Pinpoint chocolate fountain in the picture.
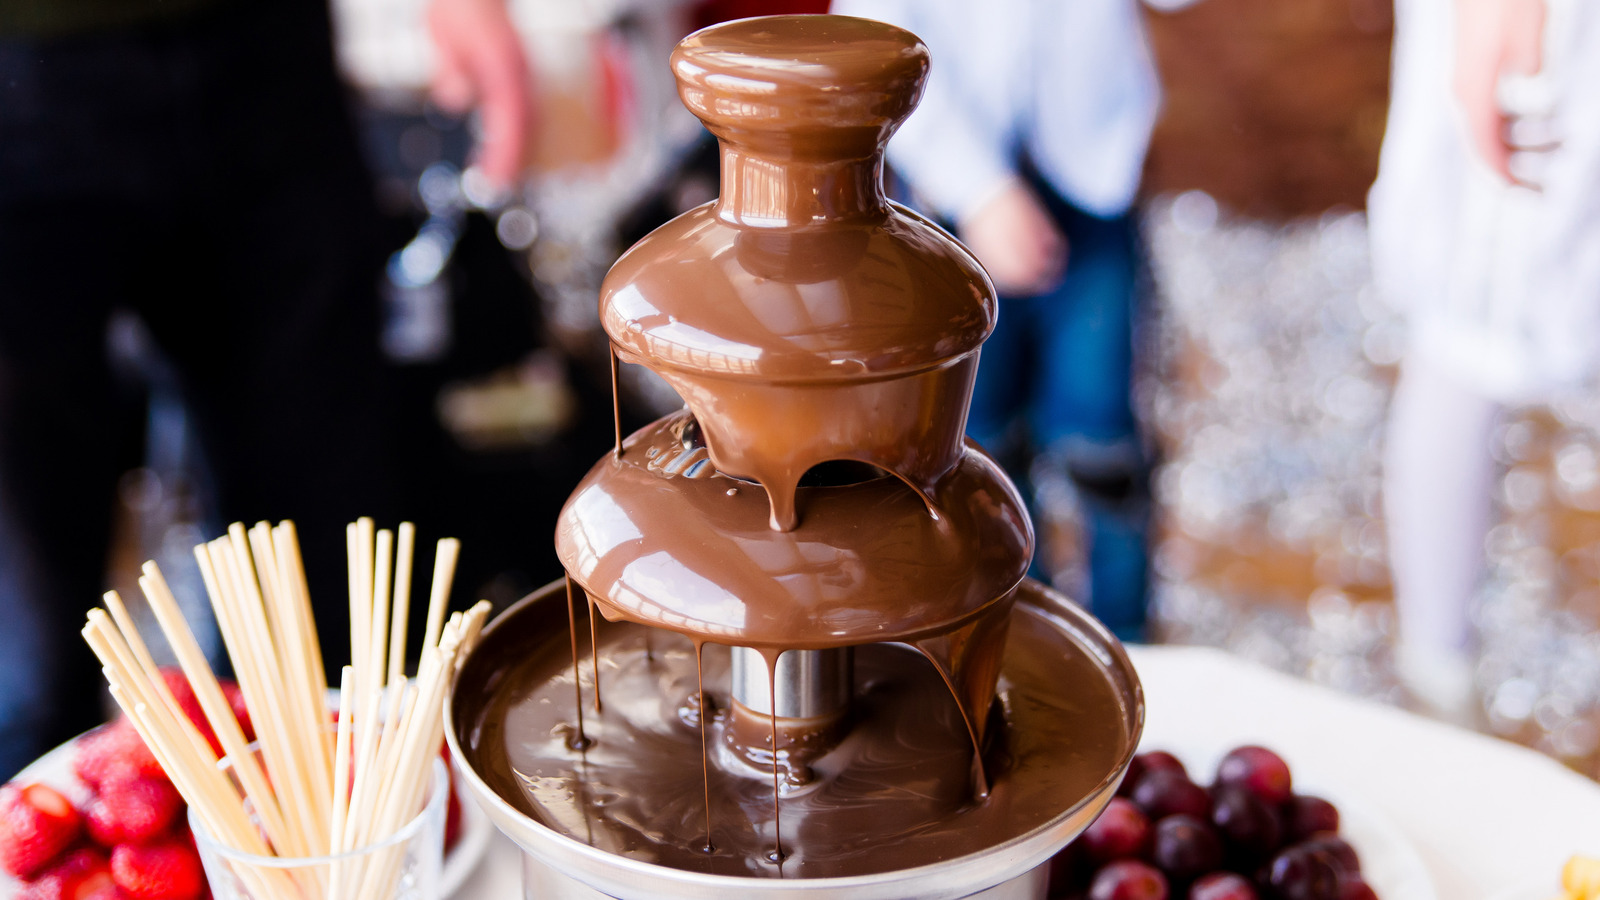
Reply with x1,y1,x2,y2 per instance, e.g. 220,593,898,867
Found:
447,15,1143,900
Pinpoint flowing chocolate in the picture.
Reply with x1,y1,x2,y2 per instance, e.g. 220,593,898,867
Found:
453,582,1134,879
452,15,1139,889
598,15,994,533
556,410,1031,651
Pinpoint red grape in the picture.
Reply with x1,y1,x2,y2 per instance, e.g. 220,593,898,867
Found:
1298,834,1359,876
1087,749,1367,900
1131,770,1211,821
1139,751,1189,779
1120,759,1147,798
1209,784,1283,863
1191,872,1259,900
1120,752,1187,798
1262,847,1341,900
1083,798,1152,862
1090,860,1170,900
1215,746,1293,807
1282,796,1339,843
1150,814,1224,882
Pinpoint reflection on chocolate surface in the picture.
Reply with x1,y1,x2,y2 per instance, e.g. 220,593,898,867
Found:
556,410,1031,650
453,582,1135,879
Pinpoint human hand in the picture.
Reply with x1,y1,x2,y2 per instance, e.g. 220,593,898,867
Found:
427,0,534,188
1453,0,1546,182
958,181,1069,296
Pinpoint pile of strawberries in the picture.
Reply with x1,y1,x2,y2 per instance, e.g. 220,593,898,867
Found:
2,669,468,900
0,671,250,900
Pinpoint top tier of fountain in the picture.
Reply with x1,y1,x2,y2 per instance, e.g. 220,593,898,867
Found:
557,16,1032,650
601,15,997,531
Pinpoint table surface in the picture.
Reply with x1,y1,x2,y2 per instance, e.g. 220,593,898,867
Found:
454,644,1600,899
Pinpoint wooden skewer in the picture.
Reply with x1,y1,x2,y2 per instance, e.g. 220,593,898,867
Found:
84,611,224,799
329,667,356,900
347,521,372,714
134,569,295,857
86,517,468,900
98,592,161,685
278,524,337,857
91,603,216,771
371,529,393,686
205,538,314,860
83,622,264,855
110,684,295,900
422,538,460,657
225,527,324,858
116,693,256,851
357,611,478,900
272,523,327,717
388,523,415,688
250,524,332,847
342,527,389,858
372,608,480,835
456,600,493,673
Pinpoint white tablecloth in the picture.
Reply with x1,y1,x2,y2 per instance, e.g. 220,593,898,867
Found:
456,644,1600,897
1130,646,1600,897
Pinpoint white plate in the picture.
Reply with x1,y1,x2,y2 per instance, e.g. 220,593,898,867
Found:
0,728,493,899
1324,786,1439,900
1135,742,1438,900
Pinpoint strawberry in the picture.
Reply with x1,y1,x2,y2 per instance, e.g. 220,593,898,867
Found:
157,670,256,752
444,784,462,852
111,839,203,900
159,670,218,757
0,783,84,878
219,680,252,744
85,778,183,847
17,847,119,900
73,723,166,791
440,743,461,852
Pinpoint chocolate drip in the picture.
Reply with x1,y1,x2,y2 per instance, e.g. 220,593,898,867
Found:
588,593,603,713
609,346,623,461
765,648,784,869
563,573,591,751
695,641,714,854
911,598,1015,800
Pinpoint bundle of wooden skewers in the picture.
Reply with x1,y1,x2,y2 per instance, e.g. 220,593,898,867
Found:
80,518,491,900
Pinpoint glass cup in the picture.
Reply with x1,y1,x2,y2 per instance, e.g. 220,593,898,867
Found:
190,745,447,900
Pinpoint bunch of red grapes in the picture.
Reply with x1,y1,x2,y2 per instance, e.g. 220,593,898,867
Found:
1050,746,1379,900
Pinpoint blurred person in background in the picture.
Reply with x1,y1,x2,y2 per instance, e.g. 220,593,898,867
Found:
1371,0,1600,718
833,0,1160,640
0,0,529,777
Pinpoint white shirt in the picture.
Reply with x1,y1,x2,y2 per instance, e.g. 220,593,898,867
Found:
1368,0,1600,400
834,0,1161,221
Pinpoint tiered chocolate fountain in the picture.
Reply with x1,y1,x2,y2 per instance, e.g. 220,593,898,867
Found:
447,15,1143,900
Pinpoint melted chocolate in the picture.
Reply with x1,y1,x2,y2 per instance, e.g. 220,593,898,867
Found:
451,15,1139,885
454,583,1133,879
556,410,1032,651
599,16,995,532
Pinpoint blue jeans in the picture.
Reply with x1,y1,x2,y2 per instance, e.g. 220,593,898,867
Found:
963,182,1149,641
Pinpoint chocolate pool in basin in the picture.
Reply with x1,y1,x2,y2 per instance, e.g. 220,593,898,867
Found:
446,15,1143,900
